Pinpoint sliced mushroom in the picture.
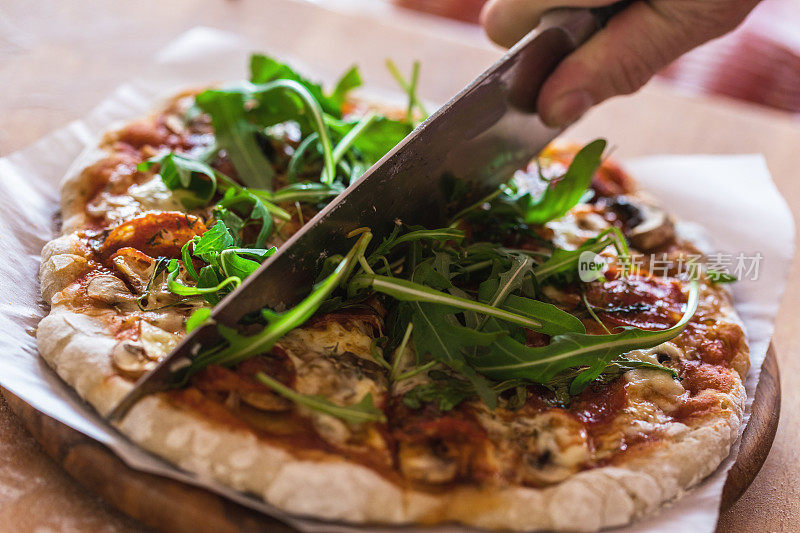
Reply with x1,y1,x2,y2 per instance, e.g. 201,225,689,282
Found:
311,414,353,447
240,390,292,412
627,206,674,251
398,442,458,484
609,196,675,251
142,310,192,333
574,210,610,232
112,340,156,379
85,275,135,305
110,247,156,293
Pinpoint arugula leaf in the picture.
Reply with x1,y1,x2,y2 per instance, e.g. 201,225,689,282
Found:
219,248,271,279
212,206,245,245
327,115,412,167
195,89,276,190
410,302,501,409
500,295,585,336
250,53,342,117
476,254,533,325
402,377,473,411
195,79,339,188
369,227,464,262
390,322,416,379
197,266,222,305
255,372,385,425
187,231,372,371
470,281,699,393
216,188,274,248
262,182,343,204
332,112,379,168
193,221,236,257
329,65,362,109
186,308,212,333
533,235,613,283
165,259,241,296
385,59,427,124
200,54,414,192
351,274,546,331
138,152,214,188
172,218,275,303
138,153,217,208
519,139,606,224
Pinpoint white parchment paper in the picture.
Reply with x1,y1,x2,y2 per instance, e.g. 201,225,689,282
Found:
0,26,794,533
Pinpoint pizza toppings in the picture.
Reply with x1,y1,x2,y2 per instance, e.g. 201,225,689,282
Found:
112,339,157,378
109,247,158,293
132,122,714,488
584,274,687,330
85,274,135,306
510,410,591,484
40,52,748,501
606,195,676,251
99,211,207,261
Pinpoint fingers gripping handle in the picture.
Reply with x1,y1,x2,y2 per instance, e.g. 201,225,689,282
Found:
506,0,634,113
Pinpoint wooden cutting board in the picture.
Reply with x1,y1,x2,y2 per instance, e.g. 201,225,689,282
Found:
2,345,780,533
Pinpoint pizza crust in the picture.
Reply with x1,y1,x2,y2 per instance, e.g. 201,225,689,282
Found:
37,308,133,417
107,383,742,531
59,147,108,234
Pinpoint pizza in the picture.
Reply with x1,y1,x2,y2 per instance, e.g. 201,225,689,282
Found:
36,55,748,531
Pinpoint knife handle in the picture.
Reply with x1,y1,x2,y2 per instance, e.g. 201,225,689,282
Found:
505,1,635,114
590,0,635,27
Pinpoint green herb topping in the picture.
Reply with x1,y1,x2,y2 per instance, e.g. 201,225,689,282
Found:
135,54,705,425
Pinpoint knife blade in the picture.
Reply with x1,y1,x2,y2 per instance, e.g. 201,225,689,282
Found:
108,6,616,422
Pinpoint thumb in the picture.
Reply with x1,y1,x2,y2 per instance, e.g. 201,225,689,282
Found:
536,1,755,127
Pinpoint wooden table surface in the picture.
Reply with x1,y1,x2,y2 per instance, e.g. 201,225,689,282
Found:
1,1,798,531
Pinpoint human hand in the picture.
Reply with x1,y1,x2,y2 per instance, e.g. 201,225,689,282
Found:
481,0,761,127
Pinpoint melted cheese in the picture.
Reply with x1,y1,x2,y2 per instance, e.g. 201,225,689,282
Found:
623,343,686,416
625,368,686,416
85,175,183,225
140,320,180,360
546,205,611,250
129,175,183,211
476,407,590,484
625,342,683,365
275,321,392,458
277,322,386,414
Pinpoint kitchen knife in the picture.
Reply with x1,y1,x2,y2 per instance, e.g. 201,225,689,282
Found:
109,4,629,422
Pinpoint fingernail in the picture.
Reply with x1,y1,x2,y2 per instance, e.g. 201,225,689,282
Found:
544,90,594,128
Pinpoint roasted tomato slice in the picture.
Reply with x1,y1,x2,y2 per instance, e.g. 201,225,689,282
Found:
584,274,687,330
99,211,206,261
